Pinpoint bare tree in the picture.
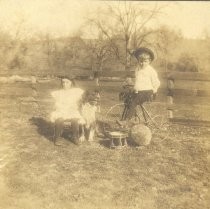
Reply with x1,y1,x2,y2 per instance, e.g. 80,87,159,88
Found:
5,15,30,71
87,1,166,70
155,26,183,71
86,36,115,71
85,36,116,85
42,34,57,69
66,36,86,65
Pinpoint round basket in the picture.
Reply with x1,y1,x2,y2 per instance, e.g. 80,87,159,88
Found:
130,124,152,146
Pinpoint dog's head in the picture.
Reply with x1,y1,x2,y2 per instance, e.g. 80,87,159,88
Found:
83,89,100,106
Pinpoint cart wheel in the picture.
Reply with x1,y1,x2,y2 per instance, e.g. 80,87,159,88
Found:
103,103,125,133
105,103,125,122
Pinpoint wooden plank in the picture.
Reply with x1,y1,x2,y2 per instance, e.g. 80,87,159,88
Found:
197,90,210,97
170,108,210,119
168,88,210,97
154,93,167,103
100,70,132,78
0,100,17,108
0,72,34,76
168,72,210,81
70,69,92,77
172,95,210,106
174,80,210,91
0,82,36,98
101,86,167,95
36,79,60,87
77,80,105,89
167,103,210,111
6,71,209,82
169,117,210,127
0,82,34,88
35,80,167,105
0,87,34,97
79,79,168,88
0,93,35,98
167,104,210,122
100,70,167,79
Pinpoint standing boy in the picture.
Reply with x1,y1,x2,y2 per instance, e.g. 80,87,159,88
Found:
121,47,160,121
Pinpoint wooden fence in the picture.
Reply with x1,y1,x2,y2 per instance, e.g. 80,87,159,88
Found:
0,70,210,126
167,72,210,126
99,70,210,126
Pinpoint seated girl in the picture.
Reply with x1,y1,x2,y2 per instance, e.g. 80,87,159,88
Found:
50,77,85,145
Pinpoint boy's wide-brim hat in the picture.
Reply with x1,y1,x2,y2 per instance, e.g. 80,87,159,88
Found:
133,47,155,61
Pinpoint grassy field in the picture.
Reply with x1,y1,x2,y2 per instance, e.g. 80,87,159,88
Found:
0,80,210,209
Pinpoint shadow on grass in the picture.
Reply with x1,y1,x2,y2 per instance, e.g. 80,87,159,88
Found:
29,117,55,142
98,138,110,148
29,117,81,145
98,135,138,149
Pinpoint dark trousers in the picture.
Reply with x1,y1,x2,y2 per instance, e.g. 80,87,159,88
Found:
125,90,153,120
53,118,82,144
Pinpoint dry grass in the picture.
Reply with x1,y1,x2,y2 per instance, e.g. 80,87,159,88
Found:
0,86,210,209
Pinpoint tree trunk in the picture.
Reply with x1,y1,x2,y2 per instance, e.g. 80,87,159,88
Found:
125,35,131,71
125,39,129,71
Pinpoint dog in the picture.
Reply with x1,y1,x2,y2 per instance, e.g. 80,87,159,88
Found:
81,90,100,141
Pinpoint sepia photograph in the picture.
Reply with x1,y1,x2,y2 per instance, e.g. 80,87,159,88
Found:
0,0,209,208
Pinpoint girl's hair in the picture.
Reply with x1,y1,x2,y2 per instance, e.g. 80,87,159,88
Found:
70,78,76,87
59,76,76,87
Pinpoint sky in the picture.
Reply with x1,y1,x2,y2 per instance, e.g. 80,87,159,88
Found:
0,0,210,39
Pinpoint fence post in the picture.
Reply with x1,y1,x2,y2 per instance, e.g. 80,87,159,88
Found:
167,78,174,119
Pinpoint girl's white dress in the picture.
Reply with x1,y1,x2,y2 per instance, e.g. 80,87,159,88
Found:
50,88,85,123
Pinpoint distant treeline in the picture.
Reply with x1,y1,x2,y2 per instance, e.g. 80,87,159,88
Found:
0,26,210,76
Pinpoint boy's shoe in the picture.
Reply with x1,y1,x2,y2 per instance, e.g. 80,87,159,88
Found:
54,141,63,146
116,120,127,127
53,137,64,146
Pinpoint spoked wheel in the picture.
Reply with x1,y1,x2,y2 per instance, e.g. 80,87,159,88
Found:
105,103,141,127
103,103,126,133
103,102,171,140
100,103,130,149
105,103,125,121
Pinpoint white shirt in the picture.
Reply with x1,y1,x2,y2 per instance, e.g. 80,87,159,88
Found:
50,88,84,122
134,65,160,93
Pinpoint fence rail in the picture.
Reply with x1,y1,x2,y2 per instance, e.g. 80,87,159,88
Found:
1,70,210,126
167,72,210,126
